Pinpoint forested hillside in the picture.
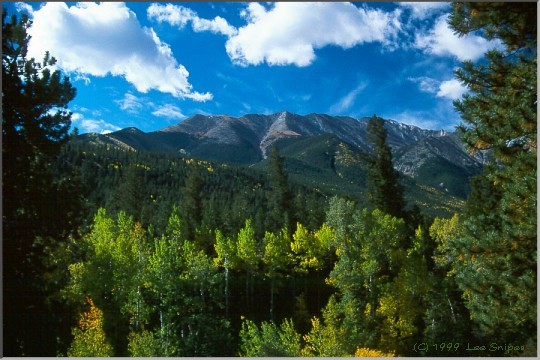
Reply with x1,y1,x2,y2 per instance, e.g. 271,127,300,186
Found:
3,3,536,357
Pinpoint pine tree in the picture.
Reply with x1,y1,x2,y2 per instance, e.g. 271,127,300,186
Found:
365,115,405,218
108,165,148,223
266,146,294,233
448,2,536,349
182,166,204,241
3,9,78,356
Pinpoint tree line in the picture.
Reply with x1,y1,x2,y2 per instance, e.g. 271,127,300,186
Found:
2,3,536,357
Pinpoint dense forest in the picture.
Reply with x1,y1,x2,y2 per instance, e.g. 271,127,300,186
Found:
2,3,537,357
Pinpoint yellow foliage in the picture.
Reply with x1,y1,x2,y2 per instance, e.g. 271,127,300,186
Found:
68,297,113,357
355,347,396,357
430,214,460,269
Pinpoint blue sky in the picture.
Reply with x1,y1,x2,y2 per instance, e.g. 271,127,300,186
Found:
8,2,502,133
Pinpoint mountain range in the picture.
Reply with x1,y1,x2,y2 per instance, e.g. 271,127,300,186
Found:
76,111,487,209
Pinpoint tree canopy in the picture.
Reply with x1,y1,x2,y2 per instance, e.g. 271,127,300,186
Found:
449,1,537,347
3,9,79,356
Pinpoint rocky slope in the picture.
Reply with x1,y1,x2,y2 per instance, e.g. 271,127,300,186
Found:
76,111,487,199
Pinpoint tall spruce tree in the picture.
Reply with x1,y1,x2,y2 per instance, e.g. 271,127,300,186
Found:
108,165,148,223
182,166,204,241
266,146,294,233
2,10,78,356
365,115,405,218
448,2,536,349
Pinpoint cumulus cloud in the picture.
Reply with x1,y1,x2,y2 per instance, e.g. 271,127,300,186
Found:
409,76,468,100
399,2,449,20
15,2,34,15
414,14,503,61
330,82,368,114
152,104,186,120
71,113,121,134
26,2,211,101
225,2,402,67
148,3,237,37
437,79,467,100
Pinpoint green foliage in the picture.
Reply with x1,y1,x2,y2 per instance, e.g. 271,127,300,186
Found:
236,219,260,273
16,5,536,354
146,214,186,356
377,228,431,354
266,146,295,233
108,165,148,222
182,167,204,240
366,115,406,218
263,228,291,278
127,331,160,357
214,230,238,269
423,215,472,356
3,9,80,356
448,2,537,348
263,228,291,319
64,208,150,355
238,318,302,357
302,296,352,356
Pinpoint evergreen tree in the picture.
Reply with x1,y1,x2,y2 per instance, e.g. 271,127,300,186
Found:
2,9,79,356
108,165,148,223
448,2,536,348
182,166,204,240
324,197,409,353
266,146,294,233
365,115,405,218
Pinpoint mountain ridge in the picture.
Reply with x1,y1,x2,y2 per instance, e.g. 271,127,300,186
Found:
75,111,487,200
156,111,451,157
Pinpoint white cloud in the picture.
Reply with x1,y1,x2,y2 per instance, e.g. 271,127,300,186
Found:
414,14,503,61
148,3,237,37
330,82,368,114
147,3,195,28
437,79,467,100
26,2,211,101
15,2,34,15
409,76,468,100
399,2,449,20
116,93,144,114
71,113,121,134
408,76,439,93
191,16,237,37
152,104,186,120
225,2,402,67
